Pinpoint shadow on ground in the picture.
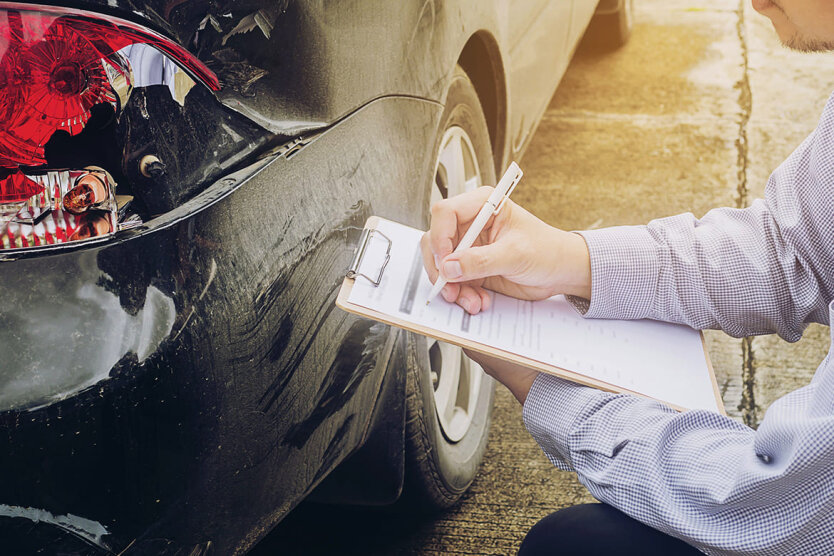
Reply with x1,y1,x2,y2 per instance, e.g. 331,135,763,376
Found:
250,502,438,556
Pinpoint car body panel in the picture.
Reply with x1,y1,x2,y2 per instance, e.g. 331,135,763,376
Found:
0,0,599,552
507,0,572,155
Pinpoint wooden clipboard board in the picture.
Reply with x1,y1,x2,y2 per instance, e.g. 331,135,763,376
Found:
336,216,726,415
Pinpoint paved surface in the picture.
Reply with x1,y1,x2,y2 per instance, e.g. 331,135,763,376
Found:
258,1,834,553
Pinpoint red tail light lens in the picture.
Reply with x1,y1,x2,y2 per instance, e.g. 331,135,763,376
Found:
0,15,121,166
0,3,219,168
0,169,43,202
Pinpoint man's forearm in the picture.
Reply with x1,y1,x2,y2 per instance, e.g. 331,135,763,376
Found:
522,372,834,555
572,198,831,339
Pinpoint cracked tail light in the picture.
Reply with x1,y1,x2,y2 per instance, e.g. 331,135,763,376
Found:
0,167,131,249
0,4,219,168
0,4,220,251
0,169,43,202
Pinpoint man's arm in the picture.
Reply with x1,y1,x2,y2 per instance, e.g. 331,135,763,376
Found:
522,371,834,554
570,98,834,339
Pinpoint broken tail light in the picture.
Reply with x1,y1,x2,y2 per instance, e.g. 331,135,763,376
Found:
0,3,219,168
0,3,220,250
0,167,139,249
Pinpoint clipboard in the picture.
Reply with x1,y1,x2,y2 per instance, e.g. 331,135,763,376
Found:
337,216,726,415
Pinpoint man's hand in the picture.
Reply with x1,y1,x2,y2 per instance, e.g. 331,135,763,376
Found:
420,187,592,315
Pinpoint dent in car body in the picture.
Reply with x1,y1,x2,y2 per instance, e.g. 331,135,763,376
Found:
60,0,501,136
117,84,274,215
38,0,578,175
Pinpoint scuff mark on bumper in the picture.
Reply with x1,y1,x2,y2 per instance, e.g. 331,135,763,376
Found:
0,504,109,548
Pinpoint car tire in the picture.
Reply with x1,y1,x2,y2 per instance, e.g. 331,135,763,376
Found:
587,0,634,50
400,65,496,511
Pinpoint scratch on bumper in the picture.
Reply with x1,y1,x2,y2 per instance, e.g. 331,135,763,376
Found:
0,504,109,547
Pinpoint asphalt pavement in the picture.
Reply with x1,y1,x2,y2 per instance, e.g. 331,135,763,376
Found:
258,1,834,553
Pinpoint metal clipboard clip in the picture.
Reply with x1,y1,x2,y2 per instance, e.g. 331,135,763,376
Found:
346,227,392,286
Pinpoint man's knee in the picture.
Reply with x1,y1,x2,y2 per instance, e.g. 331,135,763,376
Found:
518,504,606,555
518,504,703,556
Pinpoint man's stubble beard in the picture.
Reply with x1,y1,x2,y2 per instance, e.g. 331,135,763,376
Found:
783,33,834,53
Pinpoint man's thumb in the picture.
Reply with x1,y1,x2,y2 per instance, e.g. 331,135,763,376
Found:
441,243,510,282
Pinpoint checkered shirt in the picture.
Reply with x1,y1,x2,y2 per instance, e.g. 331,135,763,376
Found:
523,92,834,555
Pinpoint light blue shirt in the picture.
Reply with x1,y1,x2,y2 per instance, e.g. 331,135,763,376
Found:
523,92,834,555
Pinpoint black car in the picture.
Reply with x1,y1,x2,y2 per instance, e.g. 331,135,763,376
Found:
0,1,631,553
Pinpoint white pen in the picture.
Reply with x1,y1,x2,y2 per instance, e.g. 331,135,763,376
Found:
426,161,523,305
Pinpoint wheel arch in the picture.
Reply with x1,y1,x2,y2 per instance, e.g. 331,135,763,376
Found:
457,30,508,176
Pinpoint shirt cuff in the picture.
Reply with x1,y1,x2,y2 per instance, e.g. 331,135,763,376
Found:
522,373,608,471
570,226,661,320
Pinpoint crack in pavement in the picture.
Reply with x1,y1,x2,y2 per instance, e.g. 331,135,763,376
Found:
735,4,752,208
735,0,759,428
740,337,759,428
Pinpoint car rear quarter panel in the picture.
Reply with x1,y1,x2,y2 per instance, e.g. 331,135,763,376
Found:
0,95,441,553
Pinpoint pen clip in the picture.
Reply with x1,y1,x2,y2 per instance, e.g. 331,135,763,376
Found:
493,171,522,214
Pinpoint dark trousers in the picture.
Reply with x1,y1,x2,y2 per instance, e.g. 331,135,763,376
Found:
518,504,704,555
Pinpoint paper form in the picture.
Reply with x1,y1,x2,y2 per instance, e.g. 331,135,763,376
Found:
347,219,720,412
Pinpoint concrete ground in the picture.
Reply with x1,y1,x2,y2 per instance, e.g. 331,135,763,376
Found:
258,1,834,553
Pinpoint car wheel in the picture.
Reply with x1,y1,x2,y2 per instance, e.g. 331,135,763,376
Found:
588,0,634,50
401,65,496,511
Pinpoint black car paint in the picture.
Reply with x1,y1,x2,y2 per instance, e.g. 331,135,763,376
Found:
1,93,440,553
0,0,581,553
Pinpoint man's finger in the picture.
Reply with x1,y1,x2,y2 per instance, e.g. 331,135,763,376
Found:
441,282,460,303
420,232,440,284
457,284,484,315
429,187,493,259
477,286,492,312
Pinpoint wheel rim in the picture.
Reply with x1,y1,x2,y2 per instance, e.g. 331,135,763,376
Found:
429,126,485,443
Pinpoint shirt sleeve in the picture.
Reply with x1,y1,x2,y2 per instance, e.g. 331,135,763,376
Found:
523,372,834,555
567,96,834,340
